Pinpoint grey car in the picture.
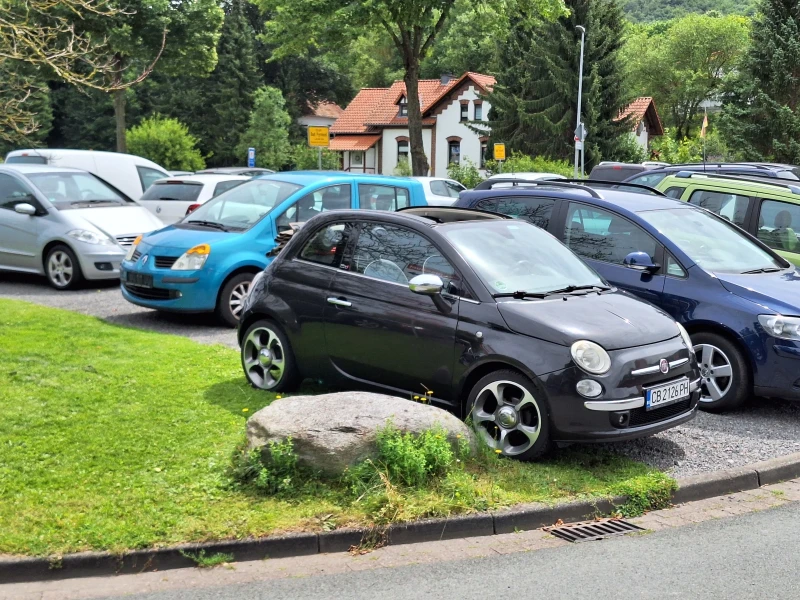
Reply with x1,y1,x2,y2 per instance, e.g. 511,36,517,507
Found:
0,165,164,289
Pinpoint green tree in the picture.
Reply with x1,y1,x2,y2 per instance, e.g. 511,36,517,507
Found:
77,0,224,152
623,14,749,139
256,0,565,176
126,116,205,170
237,86,292,170
719,0,800,162
490,0,631,169
623,0,754,23
289,144,341,170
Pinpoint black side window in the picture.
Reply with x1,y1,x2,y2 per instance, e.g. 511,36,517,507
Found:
564,203,658,265
0,174,36,211
688,189,751,227
298,222,352,267
351,223,459,291
358,184,410,211
495,197,556,229
475,198,497,212
277,185,351,231
664,186,685,199
429,180,449,197
137,166,168,191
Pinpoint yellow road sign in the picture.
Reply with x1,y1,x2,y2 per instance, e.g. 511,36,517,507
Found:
493,143,506,161
308,126,330,148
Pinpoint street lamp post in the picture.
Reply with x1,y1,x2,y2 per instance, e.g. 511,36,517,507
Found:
574,25,586,179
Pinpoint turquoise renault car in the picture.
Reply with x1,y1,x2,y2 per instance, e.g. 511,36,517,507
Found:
120,172,428,326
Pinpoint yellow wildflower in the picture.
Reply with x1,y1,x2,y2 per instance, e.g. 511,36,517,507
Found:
242,408,249,412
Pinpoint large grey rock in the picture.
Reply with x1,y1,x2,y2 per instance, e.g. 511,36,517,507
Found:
246,392,476,476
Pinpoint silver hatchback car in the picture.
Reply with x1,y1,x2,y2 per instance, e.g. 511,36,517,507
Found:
0,164,164,289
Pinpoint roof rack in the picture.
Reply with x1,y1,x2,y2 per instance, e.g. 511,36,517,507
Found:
396,206,511,223
471,178,602,199
669,162,775,171
673,171,800,194
558,179,667,196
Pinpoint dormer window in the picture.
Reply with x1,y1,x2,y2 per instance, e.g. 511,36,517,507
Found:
398,97,408,117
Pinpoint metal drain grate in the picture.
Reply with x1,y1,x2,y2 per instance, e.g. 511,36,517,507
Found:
544,519,644,543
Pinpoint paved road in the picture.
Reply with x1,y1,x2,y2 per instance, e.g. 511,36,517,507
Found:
104,501,798,600
0,272,236,348
3,271,800,476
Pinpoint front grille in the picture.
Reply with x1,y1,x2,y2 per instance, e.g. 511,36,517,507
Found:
154,256,178,269
123,284,179,301
131,249,142,261
116,235,139,248
629,398,692,427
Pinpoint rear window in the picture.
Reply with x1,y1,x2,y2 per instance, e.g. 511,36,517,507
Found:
140,182,203,202
6,155,47,165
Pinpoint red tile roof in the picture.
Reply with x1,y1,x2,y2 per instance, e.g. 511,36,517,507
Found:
617,96,664,136
331,72,496,134
329,134,381,151
310,101,344,119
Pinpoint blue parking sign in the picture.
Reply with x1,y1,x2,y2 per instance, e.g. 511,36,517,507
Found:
247,147,256,168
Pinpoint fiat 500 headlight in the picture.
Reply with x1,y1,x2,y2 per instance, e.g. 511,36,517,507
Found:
758,314,800,341
172,244,211,270
571,340,611,375
676,322,694,351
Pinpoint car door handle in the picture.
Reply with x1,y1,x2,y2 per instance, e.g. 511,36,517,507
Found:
327,297,352,307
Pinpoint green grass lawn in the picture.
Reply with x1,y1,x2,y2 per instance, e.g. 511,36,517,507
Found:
0,298,674,557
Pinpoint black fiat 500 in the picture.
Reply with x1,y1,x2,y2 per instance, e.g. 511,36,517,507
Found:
238,208,700,459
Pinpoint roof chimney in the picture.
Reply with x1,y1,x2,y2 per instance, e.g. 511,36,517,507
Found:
440,73,454,86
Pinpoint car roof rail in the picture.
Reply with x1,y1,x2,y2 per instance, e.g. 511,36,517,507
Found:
669,162,774,171
673,171,800,194
471,178,603,199
397,206,512,223
557,179,667,196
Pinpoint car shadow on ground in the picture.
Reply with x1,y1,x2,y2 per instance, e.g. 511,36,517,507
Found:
204,378,333,418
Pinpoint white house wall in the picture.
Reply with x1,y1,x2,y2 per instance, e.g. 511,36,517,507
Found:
434,86,491,178
381,129,432,175
342,148,378,173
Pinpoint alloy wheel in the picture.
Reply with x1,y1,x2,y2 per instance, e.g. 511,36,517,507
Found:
228,281,251,321
471,380,541,456
242,326,286,390
48,251,74,288
694,343,733,403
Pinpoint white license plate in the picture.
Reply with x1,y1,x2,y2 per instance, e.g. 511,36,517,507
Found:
645,378,690,410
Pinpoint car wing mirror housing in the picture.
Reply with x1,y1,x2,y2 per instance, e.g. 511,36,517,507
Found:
14,202,37,216
409,274,444,295
624,251,660,273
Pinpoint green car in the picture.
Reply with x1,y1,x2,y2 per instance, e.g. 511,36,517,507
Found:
656,172,800,266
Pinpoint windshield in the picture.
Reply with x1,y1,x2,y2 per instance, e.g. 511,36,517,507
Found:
641,207,786,274
141,182,203,202
180,179,302,231
441,221,606,295
27,172,131,207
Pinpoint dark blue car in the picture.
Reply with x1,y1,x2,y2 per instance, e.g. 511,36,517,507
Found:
455,180,800,412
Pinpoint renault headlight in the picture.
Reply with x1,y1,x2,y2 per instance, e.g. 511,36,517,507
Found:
172,244,211,270
571,340,612,374
125,235,142,261
68,229,114,246
758,314,800,341
676,322,694,351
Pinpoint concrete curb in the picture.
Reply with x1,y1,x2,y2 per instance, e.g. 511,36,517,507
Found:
4,451,800,584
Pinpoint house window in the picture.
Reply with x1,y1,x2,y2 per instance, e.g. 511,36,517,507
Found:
460,102,469,122
351,152,364,166
398,98,408,117
480,140,488,168
448,141,461,165
397,140,409,164
474,103,483,121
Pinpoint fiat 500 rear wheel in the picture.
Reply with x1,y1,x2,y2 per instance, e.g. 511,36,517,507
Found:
467,370,551,460
241,319,300,392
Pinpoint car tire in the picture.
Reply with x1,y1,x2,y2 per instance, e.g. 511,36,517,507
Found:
216,273,255,327
44,245,84,290
692,332,750,413
240,319,301,392
466,369,552,460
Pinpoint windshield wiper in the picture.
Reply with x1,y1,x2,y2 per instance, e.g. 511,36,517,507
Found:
740,267,784,274
493,285,611,300
186,220,229,231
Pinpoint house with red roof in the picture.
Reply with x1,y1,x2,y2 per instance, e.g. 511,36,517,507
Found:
616,97,664,151
330,72,495,177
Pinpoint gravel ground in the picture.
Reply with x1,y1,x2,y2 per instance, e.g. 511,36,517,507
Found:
3,271,800,477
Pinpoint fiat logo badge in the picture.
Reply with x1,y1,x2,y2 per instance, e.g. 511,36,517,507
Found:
659,358,669,374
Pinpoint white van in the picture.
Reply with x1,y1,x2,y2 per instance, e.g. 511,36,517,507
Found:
4,149,170,201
